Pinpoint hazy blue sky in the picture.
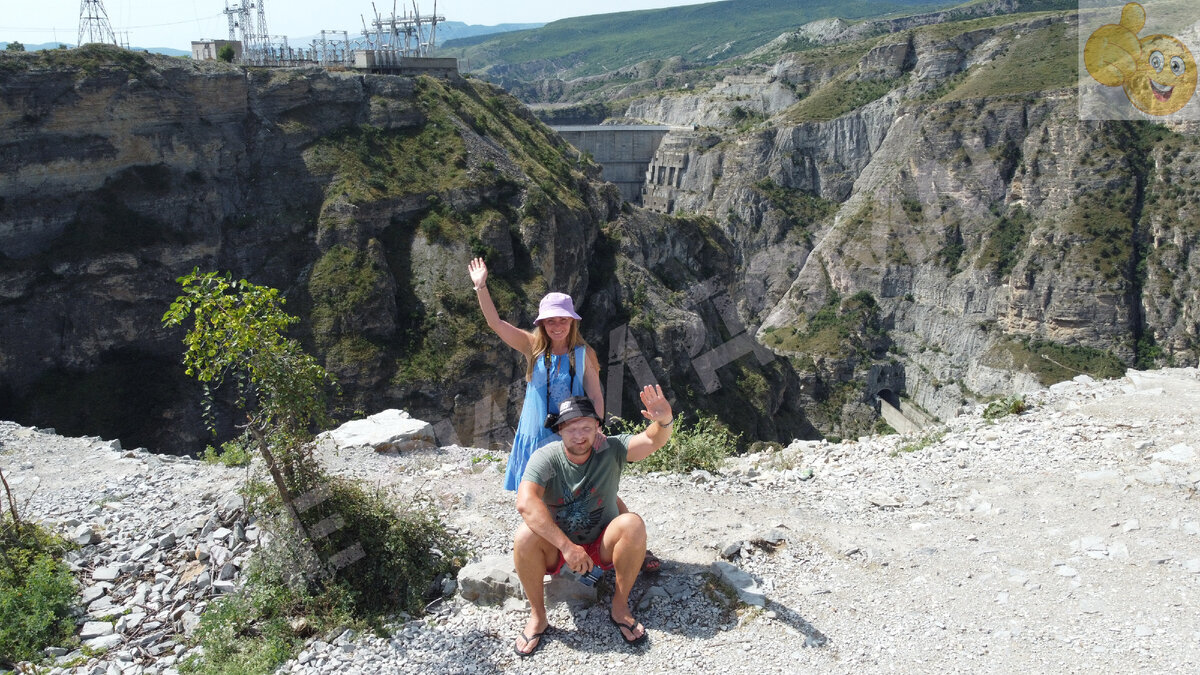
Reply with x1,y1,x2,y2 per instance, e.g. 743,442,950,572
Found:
3,0,711,49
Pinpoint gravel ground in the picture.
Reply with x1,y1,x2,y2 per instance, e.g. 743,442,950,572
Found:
4,368,1200,674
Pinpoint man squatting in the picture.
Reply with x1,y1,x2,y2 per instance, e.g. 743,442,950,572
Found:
512,384,675,656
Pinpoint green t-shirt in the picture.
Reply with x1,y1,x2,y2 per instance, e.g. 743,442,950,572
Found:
521,434,631,545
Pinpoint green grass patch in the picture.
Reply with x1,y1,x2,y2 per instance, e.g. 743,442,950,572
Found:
874,419,899,436
308,244,390,347
0,43,157,78
184,479,469,675
610,414,738,474
752,178,838,242
0,515,78,668
201,435,255,467
976,207,1032,278
983,394,1028,421
763,291,884,359
987,337,1126,385
181,576,352,675
786,75,904,123
305,118,468,204
897,429,946,454
939,21,1077,101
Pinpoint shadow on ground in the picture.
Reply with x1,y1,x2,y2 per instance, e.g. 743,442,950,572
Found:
537,555,829,658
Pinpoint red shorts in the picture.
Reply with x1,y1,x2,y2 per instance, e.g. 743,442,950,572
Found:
547,523,615,575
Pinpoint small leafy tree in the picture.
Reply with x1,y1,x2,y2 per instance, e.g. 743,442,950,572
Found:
4,42,25,53
165,271,467,673
162,270,333,535
217,44,235,63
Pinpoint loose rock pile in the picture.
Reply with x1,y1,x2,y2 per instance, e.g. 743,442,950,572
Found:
4,368,1200,673
1,424,248,674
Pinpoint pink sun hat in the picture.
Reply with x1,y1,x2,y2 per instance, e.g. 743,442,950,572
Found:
534,292,582,325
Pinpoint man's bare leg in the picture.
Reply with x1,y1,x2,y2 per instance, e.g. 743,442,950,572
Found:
616,498,661,573
601,512,647,641
513,523,559,654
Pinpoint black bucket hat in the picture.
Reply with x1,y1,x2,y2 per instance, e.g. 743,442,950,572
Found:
545,396,602,431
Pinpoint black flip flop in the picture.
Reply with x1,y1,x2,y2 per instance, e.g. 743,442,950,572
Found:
609,615,648,645
514,627,548,657
642,550,662,574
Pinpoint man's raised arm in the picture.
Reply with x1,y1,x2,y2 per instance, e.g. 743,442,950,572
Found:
627,384,674,463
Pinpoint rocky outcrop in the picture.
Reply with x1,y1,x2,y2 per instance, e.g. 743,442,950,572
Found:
0,46,618,450
598,11,1200,436
0,45,816,451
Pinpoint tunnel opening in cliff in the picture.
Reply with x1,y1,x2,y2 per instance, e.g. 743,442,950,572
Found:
876,388,901,409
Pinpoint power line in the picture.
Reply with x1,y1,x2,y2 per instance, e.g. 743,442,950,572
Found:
2,13,221,33
123,14,224,29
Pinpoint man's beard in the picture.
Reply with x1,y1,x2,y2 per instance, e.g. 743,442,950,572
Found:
564,437,593,457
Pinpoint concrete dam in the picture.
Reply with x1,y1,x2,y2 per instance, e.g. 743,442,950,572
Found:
551,125,671,204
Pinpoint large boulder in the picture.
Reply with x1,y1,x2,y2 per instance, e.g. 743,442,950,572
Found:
319,409,436,453
457,555,524,605
457,554,599,607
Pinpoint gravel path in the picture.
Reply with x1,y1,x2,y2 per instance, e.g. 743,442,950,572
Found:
4,368,1200,673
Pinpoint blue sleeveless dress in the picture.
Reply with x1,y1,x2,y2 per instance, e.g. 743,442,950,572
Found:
504,345,587,491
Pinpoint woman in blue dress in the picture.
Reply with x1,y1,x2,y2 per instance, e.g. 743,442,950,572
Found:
468,258,663,573
468,257,604,489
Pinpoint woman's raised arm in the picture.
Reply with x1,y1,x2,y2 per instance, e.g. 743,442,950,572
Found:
469,257,534,356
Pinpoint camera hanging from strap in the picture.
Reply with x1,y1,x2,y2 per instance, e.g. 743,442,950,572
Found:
542,348,578,429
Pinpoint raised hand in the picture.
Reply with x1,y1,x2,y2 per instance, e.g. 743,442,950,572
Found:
638,384,673,425
468,257,488,290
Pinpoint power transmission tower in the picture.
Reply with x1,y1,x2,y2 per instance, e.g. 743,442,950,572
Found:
78,0,118,46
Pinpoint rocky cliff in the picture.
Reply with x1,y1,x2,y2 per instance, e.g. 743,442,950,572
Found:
0,46,814,451
533,9,1200,437
7,3,1198,448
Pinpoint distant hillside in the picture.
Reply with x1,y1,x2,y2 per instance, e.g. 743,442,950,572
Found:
434,21,544,42
441,0,961,80
1,42,189,57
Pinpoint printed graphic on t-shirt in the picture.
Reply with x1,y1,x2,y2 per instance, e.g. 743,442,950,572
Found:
553,486,605,541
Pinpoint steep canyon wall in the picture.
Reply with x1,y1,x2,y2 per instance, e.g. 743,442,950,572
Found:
0,46,815,451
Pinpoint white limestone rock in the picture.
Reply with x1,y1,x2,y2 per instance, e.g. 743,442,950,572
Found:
319,409,436,453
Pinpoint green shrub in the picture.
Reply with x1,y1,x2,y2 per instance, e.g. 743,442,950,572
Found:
167,272,468,674
306,478,469,614
181,560,354,675
615,414,738,474
977,207,1032,279
201,435,255,467
0,515,78,668
873,419,898,436
184,477,469,675
898,429,946,454
983,395,1028,421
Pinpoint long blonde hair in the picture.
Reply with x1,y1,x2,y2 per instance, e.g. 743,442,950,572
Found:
526,319,590,381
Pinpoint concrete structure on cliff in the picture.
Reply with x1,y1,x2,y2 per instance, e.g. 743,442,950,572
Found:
552,125,671,204
191,39,242,62
352,52,457,76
